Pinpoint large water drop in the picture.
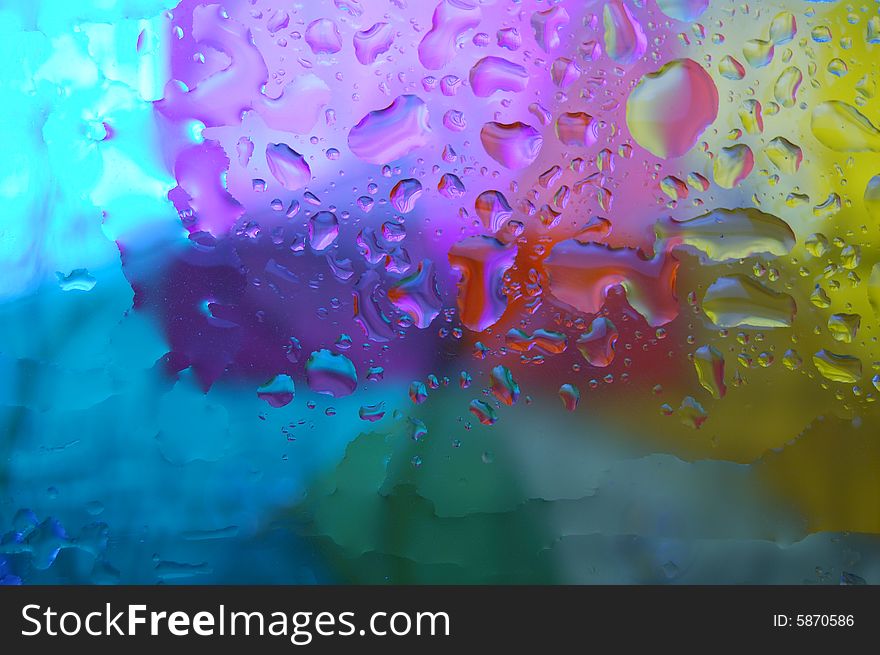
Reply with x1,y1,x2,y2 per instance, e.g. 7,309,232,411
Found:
655,207,795,262
309,211,339,251
265,143,311,191
864,175,880,221
389,178,423,213
811,101,880,152
257,375,295,408
387,260,442,329
603,0,647,65
694,345,726,399
713,144,754,188
530,6,569,51
812,350,862,384
448,236,517,331
544,241,679,327
657,0,709,22
305,349,358,397
305,18,342,54
555,112,598,147
702,275,796,328
576,317,619,367
353,22,394,64
490,365,520,405
626,59,718,158
348,95,432,164
765,137,803,174
480,121,543,169
419,0,482,70
469,56,529,96
475,190,513,232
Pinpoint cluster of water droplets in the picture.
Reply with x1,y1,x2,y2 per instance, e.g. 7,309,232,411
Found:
112,0,880,457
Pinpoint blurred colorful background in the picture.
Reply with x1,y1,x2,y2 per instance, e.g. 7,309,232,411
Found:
2,0,879,584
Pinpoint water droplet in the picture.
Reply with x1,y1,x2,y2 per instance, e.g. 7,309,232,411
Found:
676,396,708,429
558,383,580,411
448,236,517,331
497,27,522,50
469,399,498,425
358,402,386,422
236,137,254,167
743,39,774,68
305,349,358,397
626,59,718,158
419,0,482,70
56,269,96,292
660,175,688,200
811,25,832,43
308,211,339,251
864,176,880,221
474,190,513,232
702,275,796,328
480,121,543,169
387,260,442,329
265,143,311,191
868,16,880,44
530,5,569,51
810,285,831,309
409,380,428,404
868,263,880,317
840,244,861,270
550,57,581,87
469,56,529,96
773,66,802,108
827,58,848,77
506,328,568,355
353,22,394,65
352,270,395,342
305,18,342,54
267,9,289,34
739,99,764,134
811,101,880,152
576,317,619,367
782,348,802,370
713,143,754,188
603,0,647,65
348,95,432,164
334,0,363,16
813,192,841,218
805,233,830,258
490,365,520,405
718,55,745,80
694,345,726,398
656,0,708,21
656,207,795,262
785,192,809,207
764,137,803,174
544,241,679,327
686,172,710,191
813,349,862,384
389,178,423,213
555,111,598,147
439,74,463,96
841,572,867,586
769,12,797,45
438,173,466,199
443,109,467,132
257,374,295,408
828,313,860,343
